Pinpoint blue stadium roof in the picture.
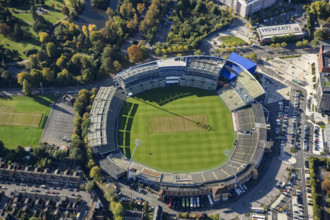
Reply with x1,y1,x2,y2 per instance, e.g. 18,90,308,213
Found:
228,52,257,74
220,62,242,80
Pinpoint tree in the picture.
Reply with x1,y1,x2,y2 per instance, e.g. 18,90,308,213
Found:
281,42,287,47
90,166,102,181
39,32,49,43
13,23,23,41
127,44,144,63
314,28,329,41
42,68,55,82
110,201,124,218
69,147,84,163
296,41,303,47
17,71,30,86
321,178,330,194
61,6,70,15
250,52,257,61
23,79,32,96
310,1,330,20
29,54,39,69
302,39,309,46
311,39,319,46
85,181,94,192
46,42,56,58
137,3,145,15
194,50,202,55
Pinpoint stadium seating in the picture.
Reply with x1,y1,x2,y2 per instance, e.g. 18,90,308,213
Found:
218,85,246,111
88,87,126,155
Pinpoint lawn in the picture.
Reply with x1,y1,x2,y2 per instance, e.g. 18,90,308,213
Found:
219,36,247,45
0,96,54,149
118,87,235,173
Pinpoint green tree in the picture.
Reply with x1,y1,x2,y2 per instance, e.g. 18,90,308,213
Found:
13,23,23,41
46,42,56,58
314,28,329,40
311,39,319,46
42,68,55,82
23,79,32,96
85,181,94,192
296,41,303,47
194,50,202,55
90,166,102,181
250,52,257,61
281,42,287,47
302,39,309,46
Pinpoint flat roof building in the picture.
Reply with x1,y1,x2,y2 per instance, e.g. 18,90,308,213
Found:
216,0,277,17
318,45,330,73
316,45,330,114
256,23,304,42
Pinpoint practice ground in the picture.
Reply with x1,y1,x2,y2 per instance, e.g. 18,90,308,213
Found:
0,96,54,149
118,87,235,173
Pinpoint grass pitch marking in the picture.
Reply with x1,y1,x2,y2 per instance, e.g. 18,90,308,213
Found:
148,115,208,133
0,112,42,127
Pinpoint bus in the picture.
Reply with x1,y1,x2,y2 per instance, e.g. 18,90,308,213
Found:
190,197,193,209
182,198,185,208
251,207,265,214
196,196,200,208
207,194,214,207
168,197,173,208
185,197,189,208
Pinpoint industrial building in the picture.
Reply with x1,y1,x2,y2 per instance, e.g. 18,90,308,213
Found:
256,23,304,43
216,0,277,17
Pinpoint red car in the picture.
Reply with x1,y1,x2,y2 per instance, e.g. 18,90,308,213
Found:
50,191,55,194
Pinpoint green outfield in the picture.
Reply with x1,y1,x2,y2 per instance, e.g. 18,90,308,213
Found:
118,87,235,173
0,96,54,149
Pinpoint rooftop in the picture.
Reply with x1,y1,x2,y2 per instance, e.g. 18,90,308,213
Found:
257,23,303,38
320,73,330,91
157,57,186,68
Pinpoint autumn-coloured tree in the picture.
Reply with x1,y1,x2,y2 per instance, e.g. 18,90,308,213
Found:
39,32,49,43
127,44,144,63
137,3,145,15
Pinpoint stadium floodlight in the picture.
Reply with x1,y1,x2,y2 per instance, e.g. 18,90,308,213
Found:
127,138,142,179
224,149,238,189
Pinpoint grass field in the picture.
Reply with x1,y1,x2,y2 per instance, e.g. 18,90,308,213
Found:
0,96,54,149
219,36,247,45
118,87,235,173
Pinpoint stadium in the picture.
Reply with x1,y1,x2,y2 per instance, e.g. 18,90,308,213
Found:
88,54,268,203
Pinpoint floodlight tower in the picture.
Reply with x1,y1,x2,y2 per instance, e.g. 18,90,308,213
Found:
127,138,142,179
224,149,238,189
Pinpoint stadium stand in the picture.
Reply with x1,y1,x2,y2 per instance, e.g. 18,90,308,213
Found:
88,87,126,155
218,85,246,111
236,107,255,131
